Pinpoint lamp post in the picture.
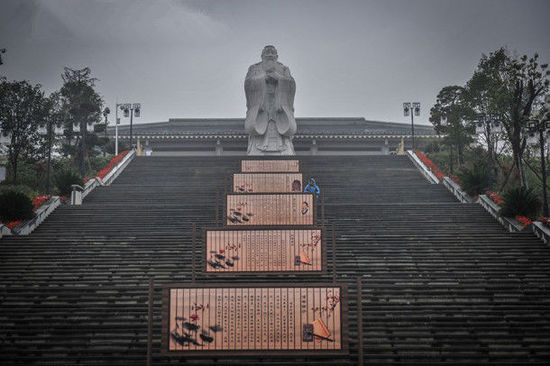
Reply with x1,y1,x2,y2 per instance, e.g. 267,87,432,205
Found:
45,119,53,195
440,115,454,174
403,102,420,149
102,107,110,157
119,103,141,149
115,103,121,155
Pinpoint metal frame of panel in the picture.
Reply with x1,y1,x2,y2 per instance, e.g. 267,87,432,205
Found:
232,173,304,193
161,283,348,357
241,159,301,173
202,226,327,275
225,193,316,226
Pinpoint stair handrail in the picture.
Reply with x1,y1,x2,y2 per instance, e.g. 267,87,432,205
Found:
11,196,61,235
478,194,523,232
406,149,439,184
71,184,84,191
102,149,136,186
532,221,550,245
82,179,100,199
407,149,529,233
442,176,473,203
70,149,136,205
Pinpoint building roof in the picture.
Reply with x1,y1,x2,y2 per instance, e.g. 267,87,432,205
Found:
108,117,436,136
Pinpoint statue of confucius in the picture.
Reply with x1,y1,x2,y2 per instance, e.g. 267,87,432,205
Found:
244,45,296,155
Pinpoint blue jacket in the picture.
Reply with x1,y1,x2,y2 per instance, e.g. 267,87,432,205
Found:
304,178,320,197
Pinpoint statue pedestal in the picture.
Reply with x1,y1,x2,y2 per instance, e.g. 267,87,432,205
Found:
247,121,295,155
247,137,295,156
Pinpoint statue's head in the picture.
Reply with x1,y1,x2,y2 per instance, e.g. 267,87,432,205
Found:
261,45,278,62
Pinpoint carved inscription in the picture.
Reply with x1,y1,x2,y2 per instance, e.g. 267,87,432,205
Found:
234,173,303,193
167,286,343,352
241,160,300,172
206,229,322,272
226,194,314,226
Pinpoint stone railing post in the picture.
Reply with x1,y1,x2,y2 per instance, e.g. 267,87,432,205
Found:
71,184,84,205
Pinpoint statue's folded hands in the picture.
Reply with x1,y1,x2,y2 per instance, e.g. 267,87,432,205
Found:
266,73,278,84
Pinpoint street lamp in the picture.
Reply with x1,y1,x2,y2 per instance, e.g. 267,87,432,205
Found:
473,113,502,188
45,120,53,195
440,114,455,174
114,103,121,155
117,103,141,150
102,107,110,157
403,102,420,149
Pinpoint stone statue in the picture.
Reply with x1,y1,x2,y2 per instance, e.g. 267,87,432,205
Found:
244,45,296,155
396,137,405,155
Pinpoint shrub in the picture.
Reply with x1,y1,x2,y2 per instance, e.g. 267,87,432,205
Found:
105,140,130,155
424,140,441,154
501,187,541,218
0,184,39,200
0,190,35,222
458,164,490,196
54,169,83,196
90,156,112,172
4,160,40,187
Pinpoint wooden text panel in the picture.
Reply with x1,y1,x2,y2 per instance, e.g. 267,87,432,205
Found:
241,160,300,173
165,285,344,353
226,194,314,226
233,173,303,193
205,229,322,272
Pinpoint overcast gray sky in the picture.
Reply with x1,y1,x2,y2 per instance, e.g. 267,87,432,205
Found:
1,0,549,126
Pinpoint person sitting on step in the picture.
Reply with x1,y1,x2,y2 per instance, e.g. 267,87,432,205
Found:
304,178,320,198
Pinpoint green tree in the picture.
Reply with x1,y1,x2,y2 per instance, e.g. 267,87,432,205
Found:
59,67,103,176
429,86,474,171
473,48,550,187
39,91,68,192
462,55,509,186
431,48,550,189
0,80,49,183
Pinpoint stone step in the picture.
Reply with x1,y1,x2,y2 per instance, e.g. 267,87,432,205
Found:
1,155,549,365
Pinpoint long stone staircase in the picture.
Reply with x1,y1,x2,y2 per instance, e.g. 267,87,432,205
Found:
1,155,550,365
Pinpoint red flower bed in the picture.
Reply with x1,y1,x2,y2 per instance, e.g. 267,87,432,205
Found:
414,150,446,179
486,190,504,205
85,150,130,182
413,151,470,193
4,220,22,229
449,174,463,186
1,194,53,230
515,215,532,227
538,217,550,228
32,195,51,210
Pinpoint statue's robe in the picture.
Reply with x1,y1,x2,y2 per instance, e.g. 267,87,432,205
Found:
244,60,296,155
